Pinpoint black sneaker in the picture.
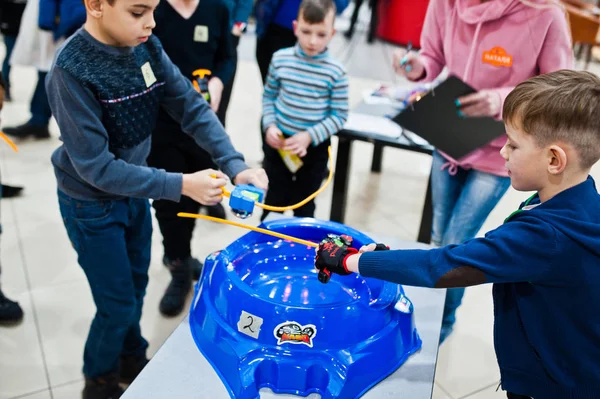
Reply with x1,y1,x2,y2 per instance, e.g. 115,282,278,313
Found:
3,123,50,140
1,184,23,198
159,257,194,317
191,257,204,280
119,355,149,385
163,255,204,281
206,203,227,219
0,289,23,324
82,373,124,399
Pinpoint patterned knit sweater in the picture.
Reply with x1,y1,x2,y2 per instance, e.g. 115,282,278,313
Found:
48,28,247,201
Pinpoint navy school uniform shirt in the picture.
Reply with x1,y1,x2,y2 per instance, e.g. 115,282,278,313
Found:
153,0,234,143
360,177,600,398
153,0,234,87
47,28,247,201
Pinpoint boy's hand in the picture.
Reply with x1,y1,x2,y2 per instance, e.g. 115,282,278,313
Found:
208,77,224,112
265,125,284,149
234,168,269,190
232,24,243,37
359,243,391,253
392,49,425,81
182,169,228,206
315,234,358,276
283,132,312,157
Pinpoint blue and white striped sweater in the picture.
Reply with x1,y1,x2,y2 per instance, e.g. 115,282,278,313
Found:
262,44,349,145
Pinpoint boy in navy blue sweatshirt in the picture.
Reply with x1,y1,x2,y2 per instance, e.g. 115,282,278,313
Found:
45,1,268,398
316,70,600,399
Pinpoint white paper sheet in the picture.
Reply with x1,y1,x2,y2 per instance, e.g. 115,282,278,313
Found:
343,113,402,139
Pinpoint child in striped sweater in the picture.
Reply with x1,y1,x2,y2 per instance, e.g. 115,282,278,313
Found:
261,0,348,220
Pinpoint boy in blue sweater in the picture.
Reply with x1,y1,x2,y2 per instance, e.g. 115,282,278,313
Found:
261,0,348,220
316,70,600,399
45,1,268,398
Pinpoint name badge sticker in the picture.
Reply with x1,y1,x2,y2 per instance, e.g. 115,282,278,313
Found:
194,25,209,42
141,62,157,87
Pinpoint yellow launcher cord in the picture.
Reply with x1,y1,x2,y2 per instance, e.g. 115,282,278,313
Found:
214,146,332,211
181,146,333,245
256,146,333,212
177,212,319,248
0,131,18,152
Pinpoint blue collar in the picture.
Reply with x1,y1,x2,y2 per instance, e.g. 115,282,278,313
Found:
294,43,329,60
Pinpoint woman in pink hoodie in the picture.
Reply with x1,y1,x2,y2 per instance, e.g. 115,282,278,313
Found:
393,0,573,345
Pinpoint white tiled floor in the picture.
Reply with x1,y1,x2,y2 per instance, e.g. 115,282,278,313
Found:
1,14,599,399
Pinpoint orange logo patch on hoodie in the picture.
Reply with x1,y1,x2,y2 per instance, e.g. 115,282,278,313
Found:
482,47,513,67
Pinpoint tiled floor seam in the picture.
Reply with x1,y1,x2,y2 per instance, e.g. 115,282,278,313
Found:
8,388,50,399
435,381,456,399
457,381,504,399
9,199,54,398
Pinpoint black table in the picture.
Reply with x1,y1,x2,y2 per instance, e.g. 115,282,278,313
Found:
330,102,434,243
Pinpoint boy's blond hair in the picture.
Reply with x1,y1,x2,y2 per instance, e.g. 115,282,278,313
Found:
503,70,600,169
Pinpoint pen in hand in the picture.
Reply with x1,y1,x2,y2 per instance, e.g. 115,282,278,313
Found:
399,42,413,72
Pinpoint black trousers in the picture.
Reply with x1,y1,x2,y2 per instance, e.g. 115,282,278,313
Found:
216,35,240,127
507,393,531,399
147,130,217,261
260,139,330,221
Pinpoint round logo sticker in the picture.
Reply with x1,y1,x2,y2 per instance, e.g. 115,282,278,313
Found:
273,321,317,348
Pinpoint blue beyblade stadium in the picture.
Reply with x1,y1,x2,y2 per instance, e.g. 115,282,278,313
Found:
189,218,422,399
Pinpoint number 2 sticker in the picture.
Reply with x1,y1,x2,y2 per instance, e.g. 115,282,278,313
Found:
237,311,264,339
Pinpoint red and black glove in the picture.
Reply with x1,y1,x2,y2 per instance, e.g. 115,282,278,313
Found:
316,235,390,283
315,234,358,281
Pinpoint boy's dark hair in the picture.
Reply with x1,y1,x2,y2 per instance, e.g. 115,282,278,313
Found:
503,70,600,169
298,0,336,24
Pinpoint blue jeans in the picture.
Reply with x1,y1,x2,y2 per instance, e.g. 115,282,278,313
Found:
58,190,152,378
2,35,17,94
431,151,510,333
28,71,52,127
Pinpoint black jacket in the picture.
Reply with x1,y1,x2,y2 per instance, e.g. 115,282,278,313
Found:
0,0,27,36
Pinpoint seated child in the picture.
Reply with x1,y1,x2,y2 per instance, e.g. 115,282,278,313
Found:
261,0,348,220
316,70,600,399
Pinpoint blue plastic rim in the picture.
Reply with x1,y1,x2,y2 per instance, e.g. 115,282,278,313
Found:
189,218,422,399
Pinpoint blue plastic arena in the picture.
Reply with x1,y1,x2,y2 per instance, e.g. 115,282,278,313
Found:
189,218,421,399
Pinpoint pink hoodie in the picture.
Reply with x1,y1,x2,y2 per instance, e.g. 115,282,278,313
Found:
418,0,573,176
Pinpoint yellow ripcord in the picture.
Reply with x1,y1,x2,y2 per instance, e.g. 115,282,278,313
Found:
0,131,18,152
176,213,319,248
177,146,334,247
